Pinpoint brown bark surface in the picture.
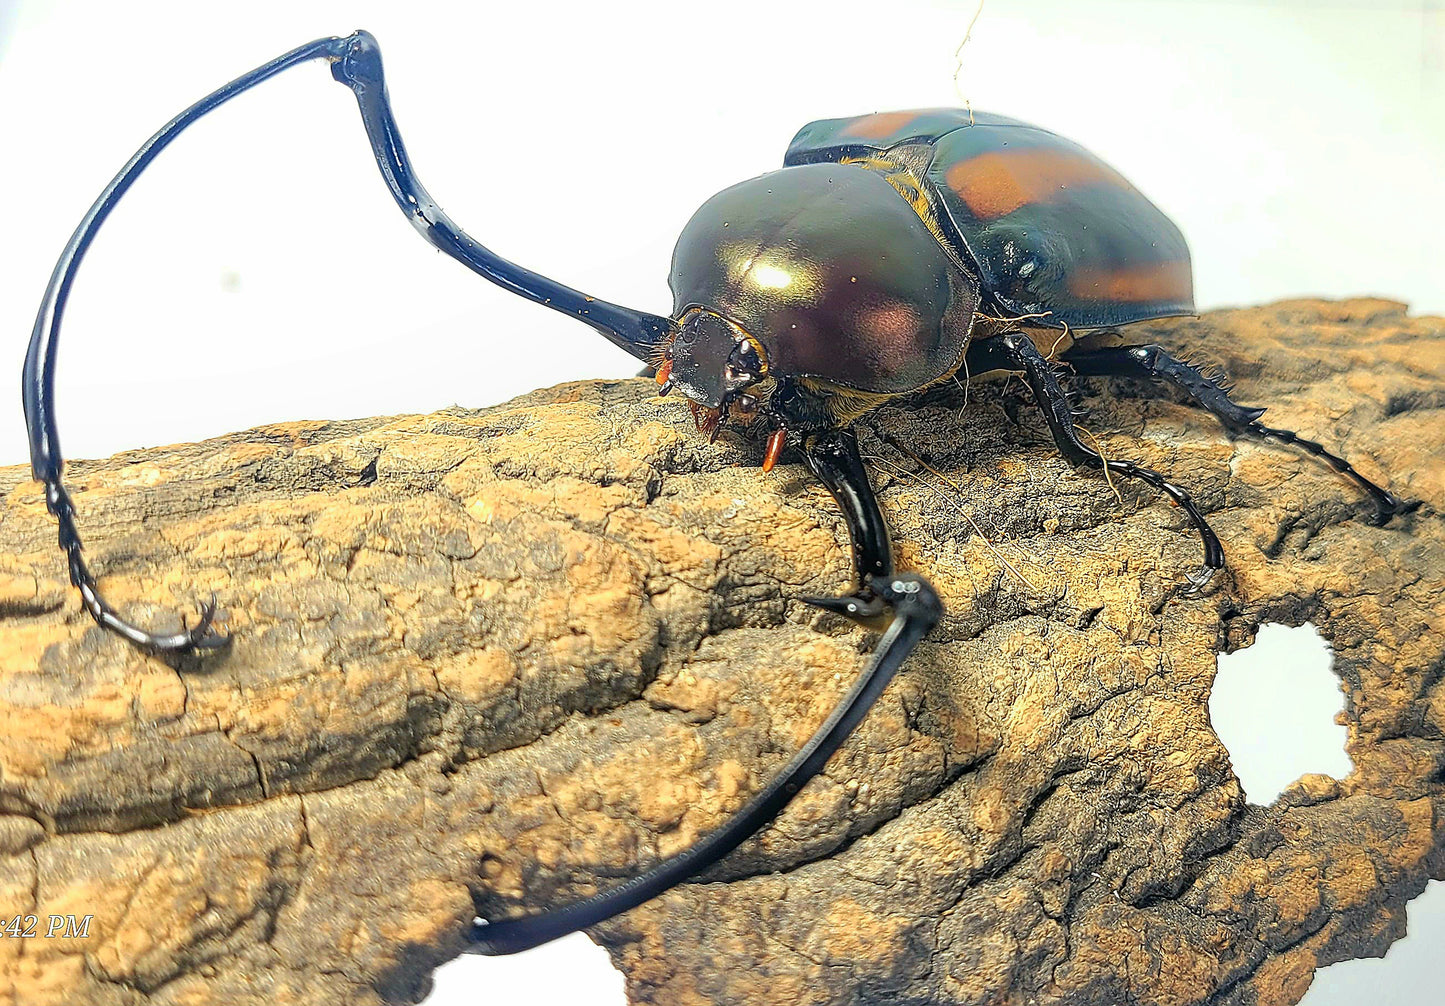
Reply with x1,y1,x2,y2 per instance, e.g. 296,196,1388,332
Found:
1,300,1442,1006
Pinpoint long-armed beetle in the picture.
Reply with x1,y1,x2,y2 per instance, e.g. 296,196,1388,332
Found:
21,31,1411,956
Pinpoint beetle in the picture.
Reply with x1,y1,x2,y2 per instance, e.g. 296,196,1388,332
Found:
20,31,1411,957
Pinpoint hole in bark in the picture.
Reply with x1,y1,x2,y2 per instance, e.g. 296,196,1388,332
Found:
1210,623,1351,803
422,932,624,1005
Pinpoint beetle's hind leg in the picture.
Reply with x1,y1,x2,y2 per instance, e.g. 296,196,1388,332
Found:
1062,344,1416,523
968,332,1226,588
24,31,677,655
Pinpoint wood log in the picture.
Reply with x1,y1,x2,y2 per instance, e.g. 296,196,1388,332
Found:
1,300,1441,1005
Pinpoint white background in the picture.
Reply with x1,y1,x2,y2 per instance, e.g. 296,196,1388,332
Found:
0,1,1440,1003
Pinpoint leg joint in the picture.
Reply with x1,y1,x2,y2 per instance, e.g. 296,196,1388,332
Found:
1000,331,1033,357
1127,344,1163,368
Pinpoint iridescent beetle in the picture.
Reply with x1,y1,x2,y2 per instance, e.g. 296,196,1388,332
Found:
22,32,1410,956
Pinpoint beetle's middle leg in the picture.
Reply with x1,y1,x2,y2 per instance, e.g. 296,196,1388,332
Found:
967,331,1226,587
1061,344,1415,522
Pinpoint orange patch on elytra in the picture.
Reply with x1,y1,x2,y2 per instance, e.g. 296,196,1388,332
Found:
1067,260,1193,303
944,148,1132,220
840,111,919,140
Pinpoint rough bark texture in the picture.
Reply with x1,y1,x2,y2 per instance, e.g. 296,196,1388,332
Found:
1,300,1442,1006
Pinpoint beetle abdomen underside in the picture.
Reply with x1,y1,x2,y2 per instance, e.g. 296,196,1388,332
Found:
786,108,1194,330
668,163,978,395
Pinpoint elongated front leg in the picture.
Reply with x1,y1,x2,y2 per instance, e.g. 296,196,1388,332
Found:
967,331,1225,587
1063,343,1416,522
23,31,674,653
797,429,897,629
468,427,942,954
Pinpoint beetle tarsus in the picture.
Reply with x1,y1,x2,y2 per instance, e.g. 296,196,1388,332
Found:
1240,420,1419,523
44,482,230,654
800,582,894,631
1368,494,1422,525
1183,564,1220,596
187,595,228,645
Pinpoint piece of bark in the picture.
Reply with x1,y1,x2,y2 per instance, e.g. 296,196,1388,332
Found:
0,299,1442,1006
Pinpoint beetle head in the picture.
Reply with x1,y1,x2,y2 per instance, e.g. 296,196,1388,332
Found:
663,308,769,424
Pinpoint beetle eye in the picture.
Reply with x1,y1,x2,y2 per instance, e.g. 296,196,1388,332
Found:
736,394,758,411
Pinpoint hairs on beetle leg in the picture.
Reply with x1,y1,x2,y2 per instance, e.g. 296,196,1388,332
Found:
1077,427,1127,511
1045,320,1075,359
950,343,974,415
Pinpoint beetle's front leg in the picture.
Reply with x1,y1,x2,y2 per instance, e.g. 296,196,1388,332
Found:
45,482,227,652
468,427,942,954
24,30,676,655
798,428,903,629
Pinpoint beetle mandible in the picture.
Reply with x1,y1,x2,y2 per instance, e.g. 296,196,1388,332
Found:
20,30,1412,956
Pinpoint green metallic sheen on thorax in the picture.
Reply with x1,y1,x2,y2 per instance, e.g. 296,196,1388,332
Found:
668,162,979,397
